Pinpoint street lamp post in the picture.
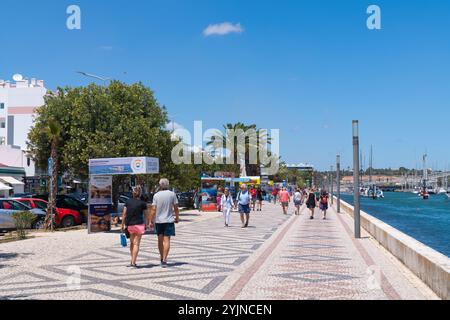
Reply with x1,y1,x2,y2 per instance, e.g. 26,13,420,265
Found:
353,120,361,238
76,71,111,85
330,165,334,205
336,155,341,213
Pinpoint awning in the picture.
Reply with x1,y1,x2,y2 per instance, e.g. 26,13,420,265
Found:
0,182,13,191
0,176,25,185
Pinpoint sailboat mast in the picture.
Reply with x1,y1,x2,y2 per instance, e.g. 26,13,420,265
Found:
369,145,373,186
423,154,427,190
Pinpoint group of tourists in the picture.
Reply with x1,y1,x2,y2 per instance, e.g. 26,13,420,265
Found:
220,183,254,228
270,186,330,219
219,184,331,227
120,178,179,268
216,185,264,213
120,179,331,267
300,187,330,220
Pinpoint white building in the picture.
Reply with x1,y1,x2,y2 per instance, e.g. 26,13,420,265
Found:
0,145,35,177
286,163,315,171
0,74,46,177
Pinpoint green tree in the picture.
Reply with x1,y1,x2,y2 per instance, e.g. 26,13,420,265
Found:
46,119,61,230
28,81,177,209
206,122,271,176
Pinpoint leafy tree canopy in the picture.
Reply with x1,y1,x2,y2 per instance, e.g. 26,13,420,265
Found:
28,81,172,179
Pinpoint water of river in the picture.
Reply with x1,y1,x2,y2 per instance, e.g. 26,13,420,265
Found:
341,192,450,257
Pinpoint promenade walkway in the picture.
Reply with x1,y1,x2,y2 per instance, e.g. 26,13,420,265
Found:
0,203,439,300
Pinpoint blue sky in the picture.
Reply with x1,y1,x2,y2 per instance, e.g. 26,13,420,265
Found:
1,0,450,170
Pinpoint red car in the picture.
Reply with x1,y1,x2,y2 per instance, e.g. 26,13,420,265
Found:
14,198,82,228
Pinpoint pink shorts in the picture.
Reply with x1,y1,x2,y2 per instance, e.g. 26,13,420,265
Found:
127,224,146,235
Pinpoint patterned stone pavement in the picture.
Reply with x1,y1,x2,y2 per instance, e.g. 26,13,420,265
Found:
232,205,438,300
0,203,439,300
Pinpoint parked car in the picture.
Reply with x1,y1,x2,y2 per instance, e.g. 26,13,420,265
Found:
12,193,36,198
35,195,88,223
66,192,88,205
0,199,46,231
15,198,83,228
177,192,195,208
117,195,129,215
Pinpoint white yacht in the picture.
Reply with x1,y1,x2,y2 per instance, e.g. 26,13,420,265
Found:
361,187,384,198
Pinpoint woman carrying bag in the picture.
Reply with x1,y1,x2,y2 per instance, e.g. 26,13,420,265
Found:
121,186,150,268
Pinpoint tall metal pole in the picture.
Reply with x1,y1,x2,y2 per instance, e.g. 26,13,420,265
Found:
336,155,341,213
330,165,334,205
352,120,361,238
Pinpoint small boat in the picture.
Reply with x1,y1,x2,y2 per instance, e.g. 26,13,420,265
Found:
437,188,447,195
419,190,429,199
361,187,384,199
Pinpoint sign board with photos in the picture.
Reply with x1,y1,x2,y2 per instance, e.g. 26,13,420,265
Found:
88,175,113,233
88,157,159,176
87,157,159,234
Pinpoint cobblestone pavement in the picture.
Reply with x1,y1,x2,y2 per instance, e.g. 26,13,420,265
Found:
0,203,439,300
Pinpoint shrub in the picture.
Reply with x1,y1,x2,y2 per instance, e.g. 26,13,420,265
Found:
12,211,36,239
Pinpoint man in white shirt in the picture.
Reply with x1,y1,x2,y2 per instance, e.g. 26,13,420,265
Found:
149,178,180,268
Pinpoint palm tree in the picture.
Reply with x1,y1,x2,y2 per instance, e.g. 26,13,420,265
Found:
45,119,61,231
207,122,271,176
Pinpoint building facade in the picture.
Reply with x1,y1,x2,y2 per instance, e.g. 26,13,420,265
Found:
286,163,315,172
0,75,46,177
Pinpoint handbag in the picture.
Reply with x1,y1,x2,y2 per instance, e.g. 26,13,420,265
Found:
120,232,127,247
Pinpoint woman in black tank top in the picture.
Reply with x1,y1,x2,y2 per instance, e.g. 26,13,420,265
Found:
306,190,317,219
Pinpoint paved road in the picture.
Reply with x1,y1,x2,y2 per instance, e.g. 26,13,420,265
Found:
0,202,438,300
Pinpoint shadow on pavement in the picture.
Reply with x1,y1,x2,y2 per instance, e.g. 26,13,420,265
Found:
137,261,188,269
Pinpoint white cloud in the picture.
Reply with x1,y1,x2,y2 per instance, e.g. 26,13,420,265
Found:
203,22,244,37
166,121,185,131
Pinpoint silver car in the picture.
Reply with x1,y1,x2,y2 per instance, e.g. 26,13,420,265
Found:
0,198,46,230
111,195,130,222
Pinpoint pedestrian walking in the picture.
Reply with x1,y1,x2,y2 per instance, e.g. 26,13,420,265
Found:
121,185,150,268
149,179,180,268
272,188,279,204
279,187,290,215
235,184,251,228
250,186,257,211
306,188,318,219
319,190,329,220
293,188,303,215
216,188,223,212
256,186,263,211
221,188,233,227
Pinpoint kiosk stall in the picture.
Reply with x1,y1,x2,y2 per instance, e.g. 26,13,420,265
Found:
88,157,159,233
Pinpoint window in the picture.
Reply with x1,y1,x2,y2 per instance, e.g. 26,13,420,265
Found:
35,200,48,210
27,157,31,167
0,103,4,109
18,200,32,207
0,120,5,129
0,200,28,210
